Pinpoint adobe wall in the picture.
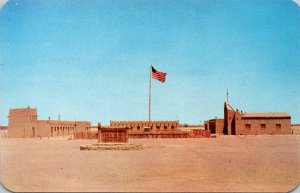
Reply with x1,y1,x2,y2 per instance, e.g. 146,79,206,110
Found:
39,120,91,137
74,129,211,139
236,118,291,135
215,119,224,134
110,121,179,132
204,119,224,134
74,121,91,132
224,103,235,135
37,120,91,137
291,124,300,134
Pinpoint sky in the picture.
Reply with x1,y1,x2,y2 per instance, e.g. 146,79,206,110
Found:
0,0,300,125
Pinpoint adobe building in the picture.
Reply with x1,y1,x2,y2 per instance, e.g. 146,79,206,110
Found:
74,120,211,139
8,107,91,138
110,120,179,132
291,124,300,135
204,118,224,135
223,102,291,135
109,120,211,138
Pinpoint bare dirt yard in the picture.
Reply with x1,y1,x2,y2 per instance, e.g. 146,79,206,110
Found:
0,135,299,192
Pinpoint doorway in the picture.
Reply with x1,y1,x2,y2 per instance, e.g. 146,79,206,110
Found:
32,127,35,138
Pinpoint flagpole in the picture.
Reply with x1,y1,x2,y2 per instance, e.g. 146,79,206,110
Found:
149,65,152,123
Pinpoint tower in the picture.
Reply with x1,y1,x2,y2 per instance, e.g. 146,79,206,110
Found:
8,107,38,138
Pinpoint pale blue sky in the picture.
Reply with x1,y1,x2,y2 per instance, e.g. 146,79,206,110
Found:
0,0,300,125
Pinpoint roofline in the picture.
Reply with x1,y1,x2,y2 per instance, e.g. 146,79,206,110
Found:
9,108,37,111
38,120,91,123
241,116,291,120
110,120,179,122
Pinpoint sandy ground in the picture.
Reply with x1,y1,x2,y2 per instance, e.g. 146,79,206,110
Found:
0,135,299,192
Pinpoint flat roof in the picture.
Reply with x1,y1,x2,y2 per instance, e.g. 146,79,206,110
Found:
100,126,128,131
38,120,90,123
242,112,290,118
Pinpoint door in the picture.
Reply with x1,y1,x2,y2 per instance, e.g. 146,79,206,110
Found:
32,127,35,138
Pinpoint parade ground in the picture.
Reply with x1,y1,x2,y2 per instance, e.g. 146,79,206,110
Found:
1,135,299,192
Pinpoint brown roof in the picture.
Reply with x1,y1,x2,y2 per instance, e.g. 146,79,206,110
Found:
242,112,290,118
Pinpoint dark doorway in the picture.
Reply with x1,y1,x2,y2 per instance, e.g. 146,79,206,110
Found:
32,127,35,138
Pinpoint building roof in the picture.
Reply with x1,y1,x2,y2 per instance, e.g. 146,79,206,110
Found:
242,112,290,118
9,107,36,110
38,120,91,124
100,126,128,131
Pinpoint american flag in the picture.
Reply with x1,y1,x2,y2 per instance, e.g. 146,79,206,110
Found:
151,66,167,83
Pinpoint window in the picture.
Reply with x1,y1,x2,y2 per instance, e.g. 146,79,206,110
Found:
164,126,167,130
261,124,266,130
156,126,160,130
171,126,175,130
276,124,281,130
245,124,251,129
137,126,140,130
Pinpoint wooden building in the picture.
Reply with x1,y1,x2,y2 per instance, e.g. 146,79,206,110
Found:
98,126,128,143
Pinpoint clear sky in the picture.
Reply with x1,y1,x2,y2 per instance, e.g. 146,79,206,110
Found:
0,0,300,125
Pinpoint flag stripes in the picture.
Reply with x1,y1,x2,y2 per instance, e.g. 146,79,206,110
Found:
151,66,167,83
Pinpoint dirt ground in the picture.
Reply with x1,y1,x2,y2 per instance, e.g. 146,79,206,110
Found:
0,135,299,192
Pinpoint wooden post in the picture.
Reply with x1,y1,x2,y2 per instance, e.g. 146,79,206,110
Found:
97,122,101,143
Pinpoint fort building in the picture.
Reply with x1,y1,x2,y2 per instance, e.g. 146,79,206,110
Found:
204,118,224,135
110,120,179,132
8,107,91,138
224,102,291,135
74,121,210,139
291,124,300,135
204,102,292,135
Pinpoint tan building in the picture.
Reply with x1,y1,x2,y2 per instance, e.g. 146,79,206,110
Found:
204,102,292,135
291,124,300,135
8,107,91,138
204,118,224,134
110,120,179,132
224,102,291,135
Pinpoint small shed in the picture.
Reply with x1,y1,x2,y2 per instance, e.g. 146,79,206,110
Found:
98,126,128,143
